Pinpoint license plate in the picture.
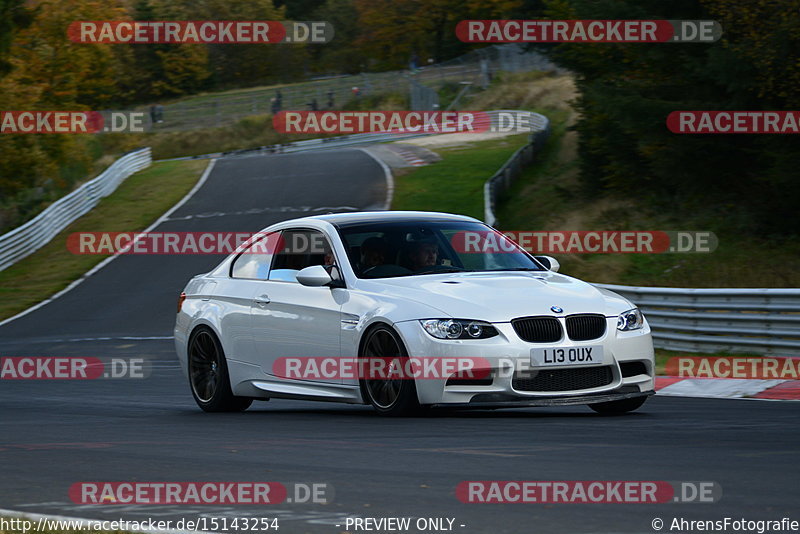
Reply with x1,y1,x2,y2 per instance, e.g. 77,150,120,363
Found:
531,346,604,367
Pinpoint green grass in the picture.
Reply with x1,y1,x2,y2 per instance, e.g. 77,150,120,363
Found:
483,74,800,287
391,134,530,219
496,121,800,287
494,113,576,230
0,159,208,321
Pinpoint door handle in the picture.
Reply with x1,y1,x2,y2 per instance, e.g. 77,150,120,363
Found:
254,294,271,306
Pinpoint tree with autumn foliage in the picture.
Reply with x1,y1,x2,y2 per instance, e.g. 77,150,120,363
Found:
353,0,524,70
543,0,800,235
0,0,129,229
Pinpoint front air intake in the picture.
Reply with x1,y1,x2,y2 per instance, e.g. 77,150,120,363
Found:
512,366,614,392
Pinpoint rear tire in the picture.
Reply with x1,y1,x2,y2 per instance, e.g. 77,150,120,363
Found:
188,327,252,413
359,325,422,416
589,396,647,415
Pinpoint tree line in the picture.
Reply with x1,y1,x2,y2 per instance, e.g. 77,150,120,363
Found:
1,0,797,238
0,0,523,230
544,0,800,236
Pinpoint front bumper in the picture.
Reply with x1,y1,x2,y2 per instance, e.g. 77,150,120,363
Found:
433,389,654,409
393,318,655,406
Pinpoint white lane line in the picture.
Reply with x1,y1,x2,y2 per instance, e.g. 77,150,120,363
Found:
358,147,394,210
0,160,217,329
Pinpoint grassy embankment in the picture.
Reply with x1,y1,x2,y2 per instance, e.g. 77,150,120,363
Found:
0,159,207,321
392,71,787,368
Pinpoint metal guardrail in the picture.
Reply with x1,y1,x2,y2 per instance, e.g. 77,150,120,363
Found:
483,111,550,226
164,110,548,161
135,46,557,133
595,284,800,356
0,148,152,272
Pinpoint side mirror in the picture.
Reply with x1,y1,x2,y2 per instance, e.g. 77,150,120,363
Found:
535,255,560,272
296,265,333,287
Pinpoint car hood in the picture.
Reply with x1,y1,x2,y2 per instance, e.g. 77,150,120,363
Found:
361,271,631,323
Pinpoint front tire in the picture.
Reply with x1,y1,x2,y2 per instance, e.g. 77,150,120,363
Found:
359,325,422,416
188,327,252,413
589,396,647,415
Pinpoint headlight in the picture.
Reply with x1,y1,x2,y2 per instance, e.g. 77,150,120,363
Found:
617,308,644,331
420,319,498,339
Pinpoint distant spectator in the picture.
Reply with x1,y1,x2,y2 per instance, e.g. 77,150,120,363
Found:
409,52,419,72
150,104,164,124
308,99,318,111
327,89,334,109
352,86,361,98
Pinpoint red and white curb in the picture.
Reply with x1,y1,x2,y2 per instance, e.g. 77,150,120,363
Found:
656,377,800,400
390,145,428,166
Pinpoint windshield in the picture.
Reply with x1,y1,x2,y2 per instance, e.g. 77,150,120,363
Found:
337,220,545,279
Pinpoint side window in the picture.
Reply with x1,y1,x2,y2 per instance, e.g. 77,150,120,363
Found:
230,232,281,280
269,229,336,283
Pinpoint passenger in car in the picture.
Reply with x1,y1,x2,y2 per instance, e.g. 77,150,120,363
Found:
359,237,389,272
323,246,336,267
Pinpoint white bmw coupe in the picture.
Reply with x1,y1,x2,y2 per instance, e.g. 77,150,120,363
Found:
175,211,655,416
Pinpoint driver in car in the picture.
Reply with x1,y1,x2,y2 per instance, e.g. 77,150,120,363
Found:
409,240,439,271
360,237,389,274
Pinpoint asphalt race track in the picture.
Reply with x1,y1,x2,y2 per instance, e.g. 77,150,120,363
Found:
1,149,798,534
